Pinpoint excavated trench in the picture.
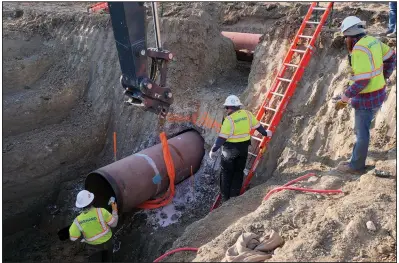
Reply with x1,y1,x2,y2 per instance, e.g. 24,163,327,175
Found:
2,2,253,261
3,2,396,263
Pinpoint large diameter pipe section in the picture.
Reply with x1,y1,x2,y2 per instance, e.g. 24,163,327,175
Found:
221,31,262,51
85,130,204,213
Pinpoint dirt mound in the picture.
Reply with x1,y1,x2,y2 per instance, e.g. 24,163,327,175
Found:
169,166,396,262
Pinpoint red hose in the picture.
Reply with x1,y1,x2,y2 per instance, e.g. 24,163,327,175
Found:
263,173,316,199
154,174,341,262
264,186,342,201
211,173,317,211
153,247,199,262
283,173,316,186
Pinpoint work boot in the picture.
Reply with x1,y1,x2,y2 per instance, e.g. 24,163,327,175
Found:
336,162,363,175
387,32,397,38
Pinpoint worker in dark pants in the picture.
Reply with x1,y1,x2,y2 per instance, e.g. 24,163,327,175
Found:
209,95,272,202
69,190,119,262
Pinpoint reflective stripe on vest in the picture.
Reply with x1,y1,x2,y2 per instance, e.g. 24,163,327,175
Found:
245,110,253,129
218,110,258,142
226,116,234,137
380,40,394,61
74,218,86,239
351,45,384,81
350,36,386,94
245,110,260,129
382,48,394,61
75,208,110,242
227,110,251,142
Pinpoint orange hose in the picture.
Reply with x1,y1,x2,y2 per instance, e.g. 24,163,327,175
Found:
113,132,117,162
263,173,343,201
264,186,342,201
153,247,198,262
137,132,176,209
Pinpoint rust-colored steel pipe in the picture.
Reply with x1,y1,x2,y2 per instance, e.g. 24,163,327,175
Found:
85,130,204,212
221,31,262,53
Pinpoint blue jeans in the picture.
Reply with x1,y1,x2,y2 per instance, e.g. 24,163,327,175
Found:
349,108,379,170
389,2,397,33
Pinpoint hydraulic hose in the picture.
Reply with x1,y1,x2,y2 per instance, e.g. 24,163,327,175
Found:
153,174,343,262
264,186,342,201
264,173,343,202
283,173,316,186
153,247,199,262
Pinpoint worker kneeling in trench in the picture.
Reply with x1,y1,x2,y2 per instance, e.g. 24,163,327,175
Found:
69,190,118,262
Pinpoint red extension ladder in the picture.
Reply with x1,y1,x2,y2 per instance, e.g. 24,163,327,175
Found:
211,2,334,211
87,2,109,13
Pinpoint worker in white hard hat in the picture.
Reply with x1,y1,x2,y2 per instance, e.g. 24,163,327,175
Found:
334,16,396,174
209,95,272,202
69,190,118,262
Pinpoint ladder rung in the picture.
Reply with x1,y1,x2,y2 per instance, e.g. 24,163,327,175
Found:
260,121,270,127
248,152,257,157
292,49,306,54
271,92,284,97
264,106,277,112
251,136,263,142
313,7,327,10
299,35,313,39
284,63,299,68
277,77,292,82
306,21,320,24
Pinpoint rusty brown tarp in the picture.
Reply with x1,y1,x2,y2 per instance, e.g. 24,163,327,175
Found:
222,230,284,262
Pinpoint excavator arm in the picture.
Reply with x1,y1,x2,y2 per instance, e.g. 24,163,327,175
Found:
108,2,173,118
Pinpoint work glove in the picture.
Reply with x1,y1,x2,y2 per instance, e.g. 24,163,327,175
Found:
111,202,118,213
209,150,216,160
266,130,273,138
108,197,118,213
335,100,348,111
209,145,220,160
332,93,349,111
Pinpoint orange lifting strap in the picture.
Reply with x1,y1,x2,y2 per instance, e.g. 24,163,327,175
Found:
137,132,176,209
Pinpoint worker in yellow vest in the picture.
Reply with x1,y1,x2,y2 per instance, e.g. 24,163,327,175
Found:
335,16,396,174
209,95,272,202
69,190,118,262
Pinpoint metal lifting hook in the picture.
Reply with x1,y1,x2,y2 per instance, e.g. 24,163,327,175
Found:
108,2,174,118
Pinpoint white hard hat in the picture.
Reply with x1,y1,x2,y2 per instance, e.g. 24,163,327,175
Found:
340,16,366,34
75,190,95,208
223,95,243,106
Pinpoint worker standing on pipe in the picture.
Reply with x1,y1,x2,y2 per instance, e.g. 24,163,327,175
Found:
334,16,396,174
209,95,272,202
69,190,118,262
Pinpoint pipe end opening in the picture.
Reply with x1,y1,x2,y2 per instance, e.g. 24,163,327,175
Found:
85,172,119,213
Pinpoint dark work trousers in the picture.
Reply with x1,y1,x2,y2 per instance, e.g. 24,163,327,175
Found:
86,238,114,262
220,141,250,202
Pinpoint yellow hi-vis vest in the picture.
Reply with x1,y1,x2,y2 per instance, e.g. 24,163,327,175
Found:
219,110,260,143
349,35,393,93
69,207,114,245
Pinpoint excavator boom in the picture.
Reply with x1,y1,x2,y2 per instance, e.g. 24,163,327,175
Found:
108,2,173,118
